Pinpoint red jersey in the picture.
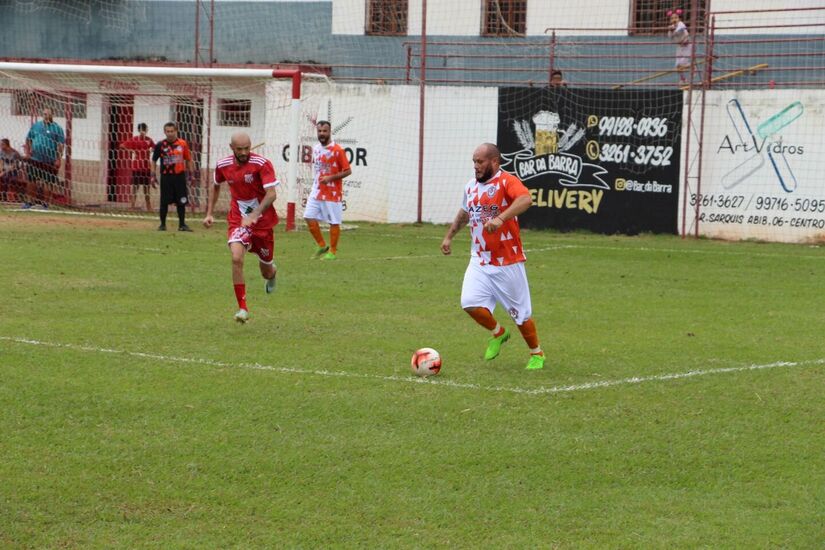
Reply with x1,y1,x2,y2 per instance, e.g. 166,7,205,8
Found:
153,138,191,176
311,141,351,202
120,135,155,171
462,169,530,267
214,153,279,230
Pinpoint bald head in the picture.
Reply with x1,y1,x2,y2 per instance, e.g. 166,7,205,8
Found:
230,133,252,164
230,132,251,148
476,143,501,162
472,142,501,182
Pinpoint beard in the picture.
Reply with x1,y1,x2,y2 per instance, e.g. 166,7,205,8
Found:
477,167,494,183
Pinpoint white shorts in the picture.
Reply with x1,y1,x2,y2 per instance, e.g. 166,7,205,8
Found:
675,43,693,67
304,196,343,225
460,260,533,325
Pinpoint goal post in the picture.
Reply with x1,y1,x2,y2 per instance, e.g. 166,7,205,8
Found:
0,61,316,229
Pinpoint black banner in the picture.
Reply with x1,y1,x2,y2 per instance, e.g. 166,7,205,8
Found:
498,88,682,234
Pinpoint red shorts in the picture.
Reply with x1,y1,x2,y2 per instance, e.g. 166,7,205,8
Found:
227,226,274,263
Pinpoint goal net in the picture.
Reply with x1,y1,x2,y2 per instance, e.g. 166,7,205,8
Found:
2,2,823,242
0,64,330,225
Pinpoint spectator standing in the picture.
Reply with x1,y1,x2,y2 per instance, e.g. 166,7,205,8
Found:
24,107,64,208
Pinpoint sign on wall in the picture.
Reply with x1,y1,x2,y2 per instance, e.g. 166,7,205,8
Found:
686,90,825,243
498,88,683,234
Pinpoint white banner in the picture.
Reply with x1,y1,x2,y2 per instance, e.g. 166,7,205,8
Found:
267,81,497,224
685,90,825,243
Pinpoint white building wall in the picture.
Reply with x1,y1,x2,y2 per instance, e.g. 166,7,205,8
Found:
709,0,825,35
408,0,481,36
529,1,629,36
332,0,365,35
333,0,818,37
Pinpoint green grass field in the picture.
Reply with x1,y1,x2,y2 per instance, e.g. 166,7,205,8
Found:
1,211,824,548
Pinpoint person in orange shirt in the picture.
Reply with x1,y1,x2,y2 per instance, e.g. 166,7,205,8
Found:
441,143,545,370
304,120,352,260
152,122,195,232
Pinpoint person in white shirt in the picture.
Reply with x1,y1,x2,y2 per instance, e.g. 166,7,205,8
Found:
667,8,693,81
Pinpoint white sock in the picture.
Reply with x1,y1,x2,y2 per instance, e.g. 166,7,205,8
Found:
530,346,543,355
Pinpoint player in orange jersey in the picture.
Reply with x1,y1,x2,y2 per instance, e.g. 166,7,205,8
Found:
441,143,545,370
203,133,279,323
304,120,352,260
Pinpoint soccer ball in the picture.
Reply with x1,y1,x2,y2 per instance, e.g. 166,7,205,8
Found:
411,348,442,377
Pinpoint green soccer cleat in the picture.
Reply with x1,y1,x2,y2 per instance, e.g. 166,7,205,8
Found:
234,309,249,323
484,328,510,360
321,252,337,261
312,245,329,259
265,273,276,294
525,353,546,370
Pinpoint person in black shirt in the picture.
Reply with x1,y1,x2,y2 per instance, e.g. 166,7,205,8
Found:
152,122,195,231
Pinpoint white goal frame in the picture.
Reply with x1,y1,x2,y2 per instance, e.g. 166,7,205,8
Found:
0,61,317,229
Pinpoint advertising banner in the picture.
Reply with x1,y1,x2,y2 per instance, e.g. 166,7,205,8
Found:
498,88,683,234
498,88,682,235
686,90,825,243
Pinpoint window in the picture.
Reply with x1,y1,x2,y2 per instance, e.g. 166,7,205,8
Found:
631,0,707,35
12,90,87,119
366,0,408,36
482,0,527,36
217,98,252,128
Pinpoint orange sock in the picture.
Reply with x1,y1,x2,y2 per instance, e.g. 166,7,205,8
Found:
307,220,326,247
330,224,341,254
466,307,498,331
517,318,542,353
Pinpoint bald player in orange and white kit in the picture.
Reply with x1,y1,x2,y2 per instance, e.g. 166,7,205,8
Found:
441,143,545,370
203,133,279,323
304,120,352,260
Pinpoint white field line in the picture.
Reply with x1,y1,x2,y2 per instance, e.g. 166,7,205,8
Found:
2,336,822,397
336,241,825,262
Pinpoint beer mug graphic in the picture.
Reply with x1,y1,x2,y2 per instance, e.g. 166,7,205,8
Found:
533,111,560,155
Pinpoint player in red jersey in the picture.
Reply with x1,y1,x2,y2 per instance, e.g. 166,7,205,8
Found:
203,133,279,323
441,143,545,370
120,123,156,211
304,120,352,260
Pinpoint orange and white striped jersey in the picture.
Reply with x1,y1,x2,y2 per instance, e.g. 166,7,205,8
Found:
311,141,351,202
462,169,530,267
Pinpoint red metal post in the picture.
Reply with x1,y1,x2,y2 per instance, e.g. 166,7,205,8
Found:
680,12,699,237
201,0,215,213
405,45,412,84
417,0,427,223
208,0,214,67
694,14,714,238
194,1,200,66
64,95,73,205
272,69,301,231
548,30,556,85
706,14,716,89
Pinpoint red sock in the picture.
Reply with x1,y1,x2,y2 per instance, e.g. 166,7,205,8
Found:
233,283,247,310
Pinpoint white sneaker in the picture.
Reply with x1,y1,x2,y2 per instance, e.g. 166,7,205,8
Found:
234,309,249,323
